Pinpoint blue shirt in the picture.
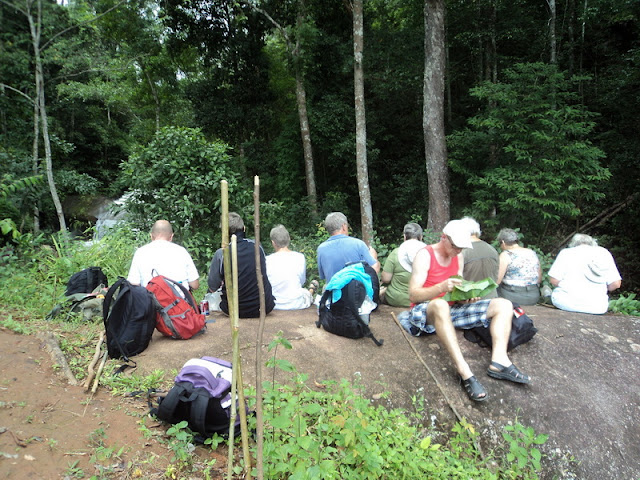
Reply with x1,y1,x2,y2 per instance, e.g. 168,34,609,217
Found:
317,234,376,282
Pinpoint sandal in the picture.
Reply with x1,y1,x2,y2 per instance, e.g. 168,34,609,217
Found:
487,361,531,384
461,375,488,402
309,280,320,295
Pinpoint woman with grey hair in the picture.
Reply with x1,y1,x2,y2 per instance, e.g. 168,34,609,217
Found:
380,222,425,307
496,228,542,305
266,224,318,310
548,234,621,314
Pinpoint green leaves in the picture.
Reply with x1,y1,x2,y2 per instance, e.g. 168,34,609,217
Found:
443,276,498,302
448,62,610,241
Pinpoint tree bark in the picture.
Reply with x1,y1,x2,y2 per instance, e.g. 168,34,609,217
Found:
248,0,318,215
295,69,318,215
423,0,449,231
353,0,374,245
32,97,40,232
548,0,557,64
27,0,66,232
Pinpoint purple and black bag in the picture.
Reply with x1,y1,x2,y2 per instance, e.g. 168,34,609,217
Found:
153,357,240,439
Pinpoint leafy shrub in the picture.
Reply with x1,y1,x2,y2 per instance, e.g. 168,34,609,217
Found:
608,293,640,316
121,126,251,268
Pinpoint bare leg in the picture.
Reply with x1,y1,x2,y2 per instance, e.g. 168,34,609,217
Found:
487,297,513,367
487,297,531,383
428,298,474,380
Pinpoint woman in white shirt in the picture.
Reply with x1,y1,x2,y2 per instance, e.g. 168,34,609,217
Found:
266,225,318,310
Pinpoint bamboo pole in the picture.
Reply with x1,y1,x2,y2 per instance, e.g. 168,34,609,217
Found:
253,176,266,479
84,331,104,390
220,181,236,480
225,234,239,480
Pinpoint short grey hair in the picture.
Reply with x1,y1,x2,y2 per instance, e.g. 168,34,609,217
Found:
568,233,597,248
497,228,519,246
403,222,423,240
270,224,290,248
325,212,348,235
228,212,245,236
461,216,481,236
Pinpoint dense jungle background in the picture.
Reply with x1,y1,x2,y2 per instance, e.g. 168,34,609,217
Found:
1,0,639,295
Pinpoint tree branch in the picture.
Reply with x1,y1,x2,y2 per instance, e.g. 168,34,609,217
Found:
41,0,128,51
0,83,35,104
553,192,639,252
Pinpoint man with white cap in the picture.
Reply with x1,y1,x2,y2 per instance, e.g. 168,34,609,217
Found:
400,219,531,403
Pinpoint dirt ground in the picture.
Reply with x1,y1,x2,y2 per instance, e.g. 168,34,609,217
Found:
2,302,639,480
0,328,228,480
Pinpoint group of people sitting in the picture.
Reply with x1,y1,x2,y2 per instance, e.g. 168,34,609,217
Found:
381,216,622,316
126,213,621,403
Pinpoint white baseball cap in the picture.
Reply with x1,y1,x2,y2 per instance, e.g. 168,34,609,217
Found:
442,220,473,249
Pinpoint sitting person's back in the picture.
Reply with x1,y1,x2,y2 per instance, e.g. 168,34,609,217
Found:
380,222,425,307
127,219,200,291
496,228,541,305
460,217,498,299
317,212,379,283
266,225,317,310
207,212,275,318
549,234,621,314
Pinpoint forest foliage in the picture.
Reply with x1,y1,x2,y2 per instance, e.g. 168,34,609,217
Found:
1,0,638,291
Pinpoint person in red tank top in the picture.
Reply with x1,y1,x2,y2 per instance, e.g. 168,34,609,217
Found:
403,220,531,403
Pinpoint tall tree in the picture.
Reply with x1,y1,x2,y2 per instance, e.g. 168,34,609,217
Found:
423,0,449,230
2,0,67,231
352,0,374,244
246,0,318,215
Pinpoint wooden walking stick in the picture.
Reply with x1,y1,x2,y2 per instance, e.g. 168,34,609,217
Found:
84,331,105,390
91,350,109,394
254,176,266,480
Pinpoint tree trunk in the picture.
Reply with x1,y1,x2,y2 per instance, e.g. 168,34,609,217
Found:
249,0,319,216
423,0,449,231
28,0,66,232
353,0,374,245
295,70,318,215
549,0,557,64
32,98,40,232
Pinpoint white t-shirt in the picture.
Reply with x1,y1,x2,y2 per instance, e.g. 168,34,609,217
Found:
266,250,312,310
127,240,199,288
549,245,621,314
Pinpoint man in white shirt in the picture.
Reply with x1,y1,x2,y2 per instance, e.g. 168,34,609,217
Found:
549,233,621,314
127,220,200,290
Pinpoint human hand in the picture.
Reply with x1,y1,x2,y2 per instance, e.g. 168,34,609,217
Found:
457,296,480,304
442,277,463,293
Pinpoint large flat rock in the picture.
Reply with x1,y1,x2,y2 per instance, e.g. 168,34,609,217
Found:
131,303,640,480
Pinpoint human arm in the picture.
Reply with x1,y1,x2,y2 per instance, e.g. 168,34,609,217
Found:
381,271,393,284
207,249,224,292
408,249,462,303
607,280,621,292
188,279,200,291
497,251,510,284
549,276,560,287
126,251,142,286
368,245,380,273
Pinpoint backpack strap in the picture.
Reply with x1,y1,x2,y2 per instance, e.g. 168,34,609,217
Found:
102,277,135,364
154,383,191,422
189,391,213,436
343,280,384,347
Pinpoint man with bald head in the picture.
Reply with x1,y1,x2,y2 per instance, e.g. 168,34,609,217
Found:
127,219,200,290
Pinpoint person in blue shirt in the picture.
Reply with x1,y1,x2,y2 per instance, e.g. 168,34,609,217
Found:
317,212,379,283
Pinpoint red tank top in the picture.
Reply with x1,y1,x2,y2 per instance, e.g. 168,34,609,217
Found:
423,245,459,299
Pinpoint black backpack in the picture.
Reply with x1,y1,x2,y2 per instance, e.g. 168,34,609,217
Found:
152,357,241,441
345,260,380,306
463,303,538,351
65,266,108,296
102,277,156,361
316,278,383,346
